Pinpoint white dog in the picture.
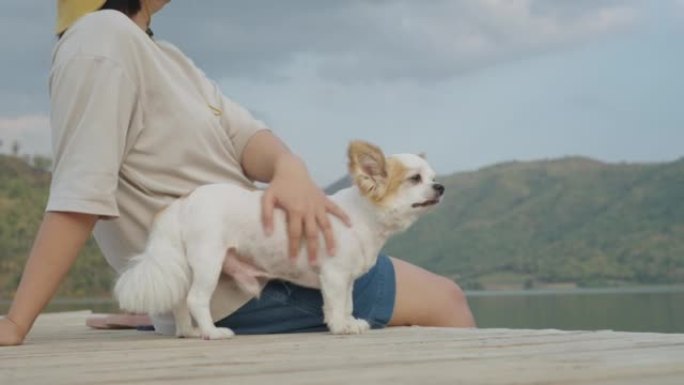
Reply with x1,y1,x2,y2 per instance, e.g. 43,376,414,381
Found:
114,141,444,339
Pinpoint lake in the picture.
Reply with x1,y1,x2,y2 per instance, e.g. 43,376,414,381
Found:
467,286,684,333
2,286,683,333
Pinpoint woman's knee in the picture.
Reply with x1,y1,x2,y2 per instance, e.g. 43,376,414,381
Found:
389,257,476,328
435,276,476,327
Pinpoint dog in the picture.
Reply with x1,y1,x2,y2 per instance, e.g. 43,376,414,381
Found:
114,140,444,339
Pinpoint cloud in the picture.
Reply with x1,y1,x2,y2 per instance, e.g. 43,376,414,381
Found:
0,115,51,156
157,0,638,82
0,0,643,117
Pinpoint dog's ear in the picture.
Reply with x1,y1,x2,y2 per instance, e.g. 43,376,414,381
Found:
418,152,427,160
348,140,388,200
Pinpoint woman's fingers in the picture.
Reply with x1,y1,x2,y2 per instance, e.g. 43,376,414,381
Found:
317,210,336,257
287,211,304,261
326,199,351,227
304,213,319,264
261,190,275,236
263,187,350,264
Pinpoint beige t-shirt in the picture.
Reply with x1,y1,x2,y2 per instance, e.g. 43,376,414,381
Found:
47,10,268,334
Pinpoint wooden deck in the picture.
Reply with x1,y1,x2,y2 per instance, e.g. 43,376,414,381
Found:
1,311,683,385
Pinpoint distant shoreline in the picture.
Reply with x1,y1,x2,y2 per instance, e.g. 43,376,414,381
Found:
465,284,684,297
3,285,684,306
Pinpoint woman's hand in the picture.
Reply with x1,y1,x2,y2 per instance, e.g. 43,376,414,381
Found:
240,131,352,264
0,317,26,347
261,154,351,264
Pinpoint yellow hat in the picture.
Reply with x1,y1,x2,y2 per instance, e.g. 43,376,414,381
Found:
56,0,107,34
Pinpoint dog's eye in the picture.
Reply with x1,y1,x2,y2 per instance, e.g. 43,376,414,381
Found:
409,174,422,184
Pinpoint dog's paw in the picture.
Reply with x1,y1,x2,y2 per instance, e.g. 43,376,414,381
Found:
201,327,235,340
176,327,201,339
328,318,371,335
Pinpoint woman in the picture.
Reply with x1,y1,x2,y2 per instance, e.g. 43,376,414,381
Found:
0,0,474,346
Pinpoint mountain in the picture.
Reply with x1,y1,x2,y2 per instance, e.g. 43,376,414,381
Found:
1,154,683,298
324,175,351,195
382,156,684,289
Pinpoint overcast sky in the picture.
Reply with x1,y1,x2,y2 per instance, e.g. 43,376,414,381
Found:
1,0,682,185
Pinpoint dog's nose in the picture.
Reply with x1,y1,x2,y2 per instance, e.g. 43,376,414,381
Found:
433,184,445,196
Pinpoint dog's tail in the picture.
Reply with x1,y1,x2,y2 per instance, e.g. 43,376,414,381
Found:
114,200,191,315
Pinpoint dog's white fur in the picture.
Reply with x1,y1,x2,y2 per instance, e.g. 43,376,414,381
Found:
114,141,444,339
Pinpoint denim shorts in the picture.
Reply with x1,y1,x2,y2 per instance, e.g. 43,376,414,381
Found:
215,254,396,334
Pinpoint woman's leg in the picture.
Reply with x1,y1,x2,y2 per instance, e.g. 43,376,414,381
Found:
91,256,474,333
217,255,396,334
218,255,475,333
389,257,476,328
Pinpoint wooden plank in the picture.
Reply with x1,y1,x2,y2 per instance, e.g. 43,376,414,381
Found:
1,312,683,385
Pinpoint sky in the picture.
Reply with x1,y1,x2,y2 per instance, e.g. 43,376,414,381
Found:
0,0,683,186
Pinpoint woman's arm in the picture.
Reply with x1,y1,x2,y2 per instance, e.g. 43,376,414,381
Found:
0,212,97,346
241,131,351,264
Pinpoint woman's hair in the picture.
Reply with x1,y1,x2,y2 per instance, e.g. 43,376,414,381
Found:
99,0,142,17
58,0,148,38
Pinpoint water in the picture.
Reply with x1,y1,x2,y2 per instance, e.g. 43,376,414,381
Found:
2,286,683,333
467,286,684,333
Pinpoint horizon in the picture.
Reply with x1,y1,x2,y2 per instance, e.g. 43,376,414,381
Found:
4,150,682,189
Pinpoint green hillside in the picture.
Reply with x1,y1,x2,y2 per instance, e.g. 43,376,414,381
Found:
385,156,684,289
1,154,683,299
0,155,113,299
